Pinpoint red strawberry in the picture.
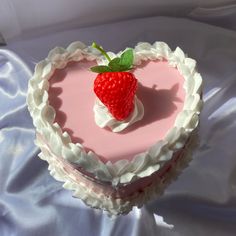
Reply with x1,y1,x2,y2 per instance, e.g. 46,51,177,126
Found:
94,71,137,120
91,42,138,121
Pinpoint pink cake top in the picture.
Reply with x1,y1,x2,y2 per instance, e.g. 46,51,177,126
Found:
48,59,185,163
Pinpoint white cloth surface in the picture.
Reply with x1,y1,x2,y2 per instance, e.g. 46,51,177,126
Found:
1,0,236,40
2,15,236,236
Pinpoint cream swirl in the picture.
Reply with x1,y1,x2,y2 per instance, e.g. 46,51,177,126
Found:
93,96,144,132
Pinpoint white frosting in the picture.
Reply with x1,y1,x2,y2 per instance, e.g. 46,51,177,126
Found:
27,41,203,188
94,96,144,132
37,125,199,215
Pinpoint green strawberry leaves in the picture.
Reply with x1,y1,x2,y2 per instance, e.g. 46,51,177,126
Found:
120,49,133,69
90,65,111,73
90,42,134,73
108,58,122,71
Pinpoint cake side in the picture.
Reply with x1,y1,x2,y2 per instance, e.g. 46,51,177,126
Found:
36,123,199,215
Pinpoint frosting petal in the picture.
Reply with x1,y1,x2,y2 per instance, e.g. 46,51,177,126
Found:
93,96,144,132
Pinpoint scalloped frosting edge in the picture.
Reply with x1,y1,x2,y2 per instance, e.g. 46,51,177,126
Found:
27,41,203,186
37,125,199,215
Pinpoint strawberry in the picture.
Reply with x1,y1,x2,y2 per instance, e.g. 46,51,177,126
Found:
94,72,137,120
91,42,137,121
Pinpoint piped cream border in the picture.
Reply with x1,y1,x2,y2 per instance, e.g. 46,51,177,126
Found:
38,124,199,215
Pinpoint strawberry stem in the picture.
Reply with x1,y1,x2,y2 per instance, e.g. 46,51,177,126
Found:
92,42,112,62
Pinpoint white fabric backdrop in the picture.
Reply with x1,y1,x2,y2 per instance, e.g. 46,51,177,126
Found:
1,1,236,235
1,0,236,40
2,14,236,235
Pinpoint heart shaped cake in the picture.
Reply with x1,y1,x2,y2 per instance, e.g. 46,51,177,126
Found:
27,41,203,215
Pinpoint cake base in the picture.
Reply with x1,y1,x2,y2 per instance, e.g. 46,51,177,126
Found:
36,127,199,215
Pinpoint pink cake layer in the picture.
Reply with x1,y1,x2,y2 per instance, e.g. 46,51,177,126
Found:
48,60,185,163
37,132,190,200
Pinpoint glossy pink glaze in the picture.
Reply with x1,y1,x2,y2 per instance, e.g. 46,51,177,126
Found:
49,60,185,163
